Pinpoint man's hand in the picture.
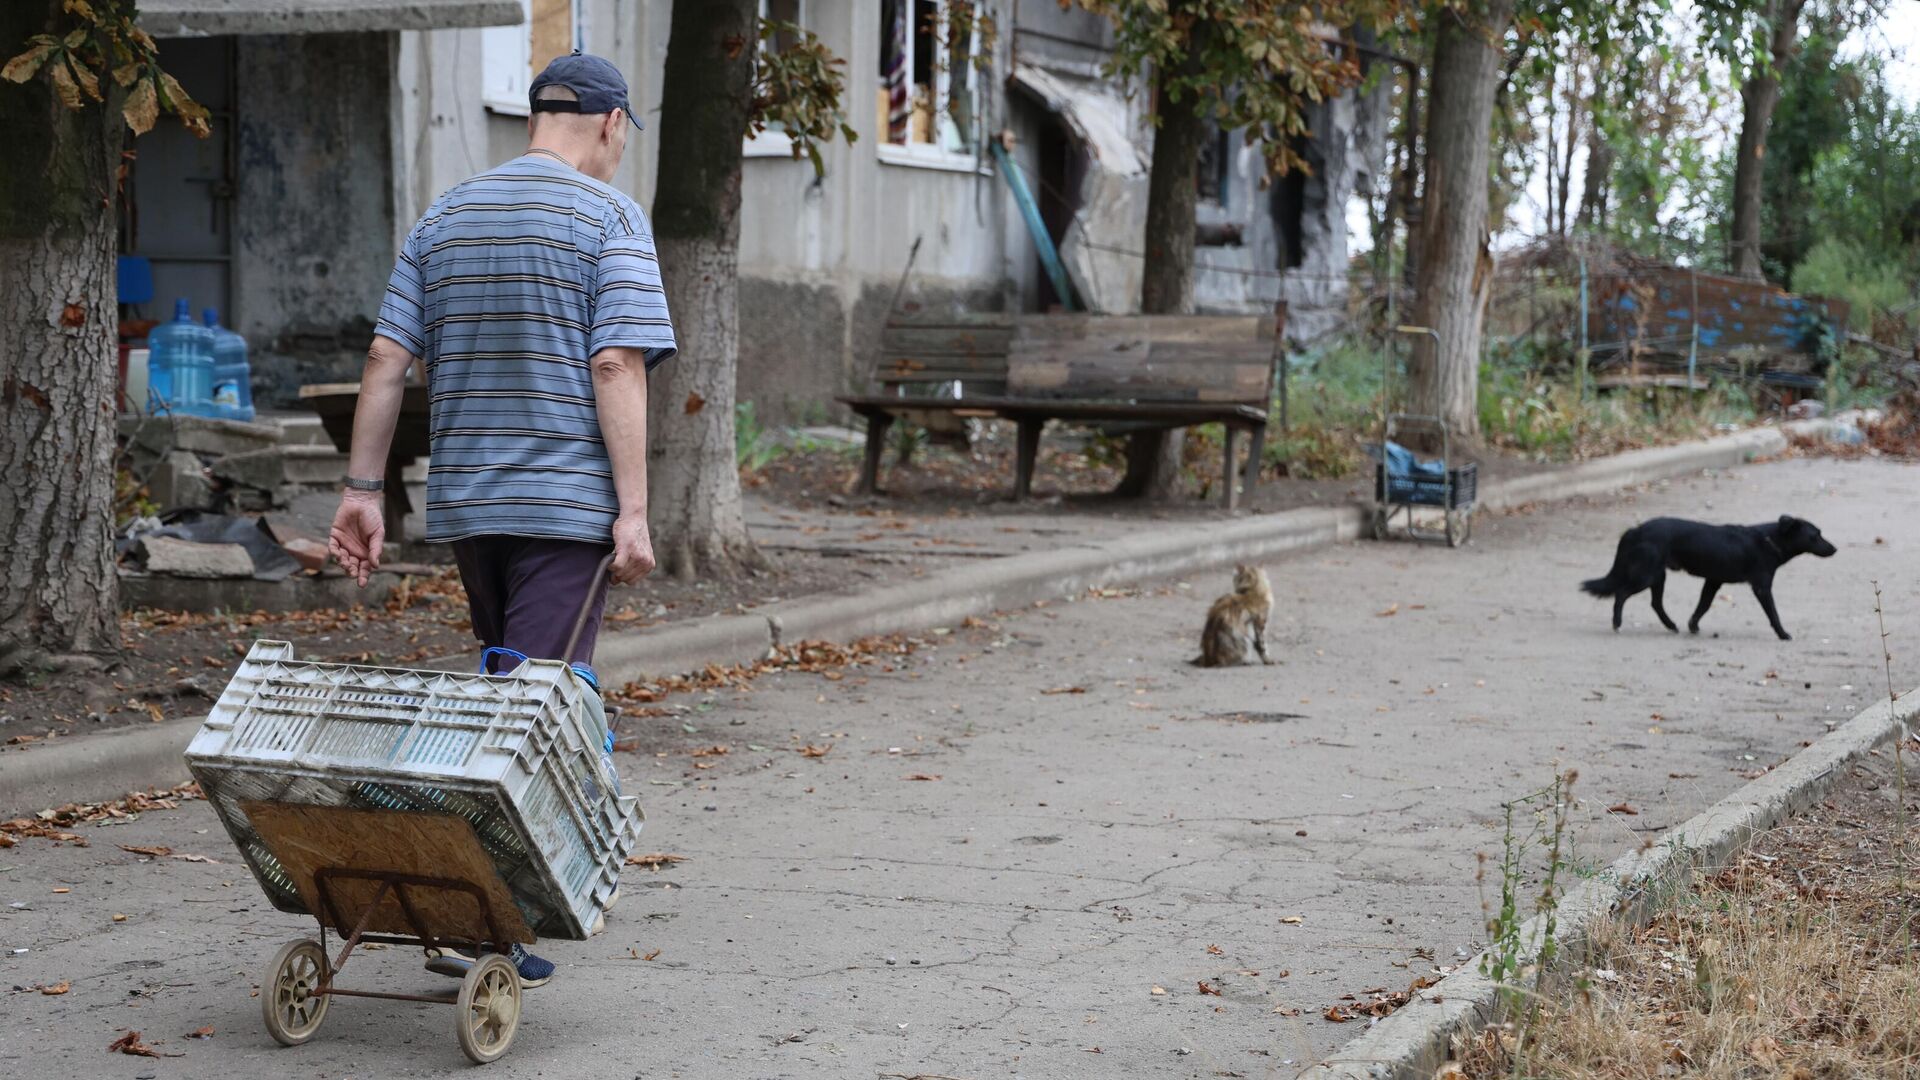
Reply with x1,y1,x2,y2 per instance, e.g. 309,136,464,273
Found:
610,510,656,584
329,489,386,587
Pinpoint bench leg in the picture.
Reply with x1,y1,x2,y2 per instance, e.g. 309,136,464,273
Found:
1013,417,1043,501
857,413,894,495
1242,423,1265,502
1222,426,1240,510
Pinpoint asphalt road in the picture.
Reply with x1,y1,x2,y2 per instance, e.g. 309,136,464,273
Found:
2,456,1914,1079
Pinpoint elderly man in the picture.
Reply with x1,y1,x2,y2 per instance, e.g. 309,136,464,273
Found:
327,53,674,986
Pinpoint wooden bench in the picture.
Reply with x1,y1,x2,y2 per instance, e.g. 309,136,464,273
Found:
838,311,1282,508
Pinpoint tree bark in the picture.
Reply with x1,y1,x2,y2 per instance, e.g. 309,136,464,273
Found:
1120,18,1212,499
648,0,766,578
1408,0,1513,444
1730,0,1805,281
1,0,124,677
1575,121,1611,231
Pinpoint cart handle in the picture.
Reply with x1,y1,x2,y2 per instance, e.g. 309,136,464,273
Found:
560,551,618,666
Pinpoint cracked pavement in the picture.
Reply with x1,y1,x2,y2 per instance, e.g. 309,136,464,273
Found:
2,457,1915,1078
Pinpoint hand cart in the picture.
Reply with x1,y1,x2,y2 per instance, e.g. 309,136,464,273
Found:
254,804,534,1063
1372,326,1477,547
189,555,638,1065
1371,414,1477,547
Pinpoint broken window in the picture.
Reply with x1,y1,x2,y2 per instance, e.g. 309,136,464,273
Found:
1196,125,1230,207
481,0,579,117
746,0,807,156
879,0,984,161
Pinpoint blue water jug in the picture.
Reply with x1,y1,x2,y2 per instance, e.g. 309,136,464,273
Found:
148,299,213,415
202,308,254,422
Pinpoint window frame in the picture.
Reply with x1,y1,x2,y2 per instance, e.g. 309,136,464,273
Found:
481,0,584,118
877,0,988,172
744,0,804,158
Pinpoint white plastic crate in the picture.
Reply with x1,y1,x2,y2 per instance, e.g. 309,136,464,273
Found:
185,640,642,941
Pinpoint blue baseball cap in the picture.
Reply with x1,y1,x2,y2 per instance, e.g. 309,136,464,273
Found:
529,51,642,130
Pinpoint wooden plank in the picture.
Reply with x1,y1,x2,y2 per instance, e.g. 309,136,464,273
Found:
244,801,534,945
1008,340,1269,403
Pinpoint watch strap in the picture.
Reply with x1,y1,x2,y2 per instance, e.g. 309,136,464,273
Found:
343,476,385,492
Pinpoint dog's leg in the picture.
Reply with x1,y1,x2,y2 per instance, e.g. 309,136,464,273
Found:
1752,577,1791,640
1611,593,1626,631
1649,571,1678,632
1688,580,1719,634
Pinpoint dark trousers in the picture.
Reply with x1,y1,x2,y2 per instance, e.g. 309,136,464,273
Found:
450,536,614,670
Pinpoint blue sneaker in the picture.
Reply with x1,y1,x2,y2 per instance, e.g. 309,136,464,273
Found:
424,943,554,987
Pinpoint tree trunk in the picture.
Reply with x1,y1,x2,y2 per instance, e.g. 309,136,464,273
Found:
1408,0,1513,444
1730,0,1805,280
648,0,766,579
1575,122,1611,231
1,0,124,677
1120,19,1212,499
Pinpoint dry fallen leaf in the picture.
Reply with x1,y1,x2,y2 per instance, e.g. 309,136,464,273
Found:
183,1026,214,1039
1324,1005,1352,1022
902,773,942,781
1607,802,1639,816
144,702,165,723
1206,944,1224,956
41,981,70,995
643,949,661,961
1375,603,1399,617
1273,1005,1301,1016
112,913,128,922
797,744,830,758
690,745,730,758
1040,686,1086,695
119,844,173,858
1280,915,1304,924
1197,980,1222,996
625,853,687,871
51,887,70,894
1149,985,1167,996
106,1031,163,1057
170,853,218,863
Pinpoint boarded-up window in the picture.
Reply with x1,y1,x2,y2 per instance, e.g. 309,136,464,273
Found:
482,0,578,116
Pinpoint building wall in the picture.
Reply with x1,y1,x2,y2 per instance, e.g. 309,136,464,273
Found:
233,31,399,403
394,1,1017,425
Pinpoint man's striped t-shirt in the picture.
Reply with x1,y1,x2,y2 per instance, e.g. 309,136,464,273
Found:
374,154,676,546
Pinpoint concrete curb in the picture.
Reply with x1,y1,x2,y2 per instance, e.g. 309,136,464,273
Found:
0,716,205,819
1300,688,1920,1080
0,425,1792,816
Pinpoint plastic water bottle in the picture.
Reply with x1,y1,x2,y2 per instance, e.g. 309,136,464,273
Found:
149,299,213,415
202,308,254,422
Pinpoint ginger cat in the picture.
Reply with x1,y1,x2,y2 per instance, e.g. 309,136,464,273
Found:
1194,564,1274,667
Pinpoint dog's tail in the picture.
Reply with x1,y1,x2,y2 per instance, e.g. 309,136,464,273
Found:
1579,574,1618,597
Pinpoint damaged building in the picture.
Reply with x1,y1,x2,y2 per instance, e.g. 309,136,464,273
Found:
121,1,1393,421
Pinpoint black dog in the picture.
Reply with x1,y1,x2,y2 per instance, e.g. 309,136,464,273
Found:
1581,516,1836,640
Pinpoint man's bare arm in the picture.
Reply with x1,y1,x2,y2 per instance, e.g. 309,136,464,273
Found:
590,346,655,583
327,335,416,585
347,335,417,481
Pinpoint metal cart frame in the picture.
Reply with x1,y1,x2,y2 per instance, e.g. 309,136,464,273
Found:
1372,326,1477,548
263,867,523,1063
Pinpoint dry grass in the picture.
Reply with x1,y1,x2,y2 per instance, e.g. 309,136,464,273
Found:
1451,752,1920,1080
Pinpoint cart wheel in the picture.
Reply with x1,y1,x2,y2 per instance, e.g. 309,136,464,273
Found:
456,953,522,1064
262,938,330,1046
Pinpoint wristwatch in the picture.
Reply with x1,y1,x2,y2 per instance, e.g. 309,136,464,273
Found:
343,476,385,492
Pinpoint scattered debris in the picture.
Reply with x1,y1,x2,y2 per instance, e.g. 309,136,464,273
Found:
624,853,687,871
